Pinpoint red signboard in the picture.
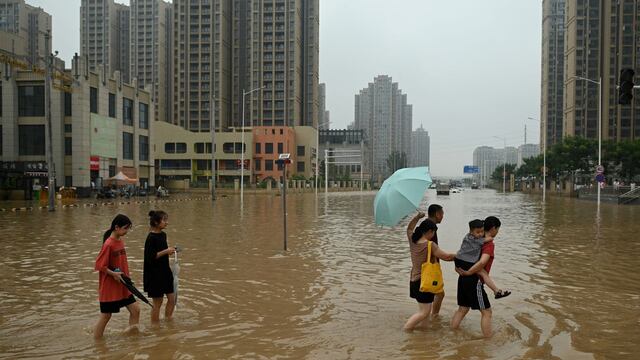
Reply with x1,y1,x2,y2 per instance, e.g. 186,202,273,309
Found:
90,156,100,171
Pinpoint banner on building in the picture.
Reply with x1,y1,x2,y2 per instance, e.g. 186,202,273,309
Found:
90,114,117,158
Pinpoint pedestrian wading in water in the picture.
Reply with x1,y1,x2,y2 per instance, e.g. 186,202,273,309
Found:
144,210,177,323
404,212,455,331
94,214,140,339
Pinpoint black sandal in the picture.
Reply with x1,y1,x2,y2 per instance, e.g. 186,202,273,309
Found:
495,290,511,299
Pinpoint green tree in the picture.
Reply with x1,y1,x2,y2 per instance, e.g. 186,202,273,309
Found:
386,151,407,173
490,163,517,183
614,140,640,181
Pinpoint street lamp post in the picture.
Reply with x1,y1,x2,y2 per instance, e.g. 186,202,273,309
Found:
240,86,265,206
493,136,507,193
44,30,56,211
574,76,602,207
528,117,546,202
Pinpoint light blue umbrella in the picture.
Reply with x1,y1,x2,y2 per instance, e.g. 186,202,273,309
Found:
374,167,432,227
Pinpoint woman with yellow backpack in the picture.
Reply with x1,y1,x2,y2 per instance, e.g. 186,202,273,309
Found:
403,212,456,331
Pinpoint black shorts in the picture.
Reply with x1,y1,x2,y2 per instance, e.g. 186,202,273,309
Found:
146,277,174,298
100,295,136,314
457,275,491,310
409,279,436,304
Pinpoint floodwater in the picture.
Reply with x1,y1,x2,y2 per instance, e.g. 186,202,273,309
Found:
0,190,639,359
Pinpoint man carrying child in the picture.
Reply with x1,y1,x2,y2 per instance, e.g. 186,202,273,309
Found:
451,216,510,337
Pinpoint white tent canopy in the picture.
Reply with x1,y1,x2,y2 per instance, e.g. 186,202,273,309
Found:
106,171,138,184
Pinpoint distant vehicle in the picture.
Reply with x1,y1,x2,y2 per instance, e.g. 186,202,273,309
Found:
429,183,437,189
436,183,450,195
137,188,148,197
96,188,116,199
471,182,479,189
451,187,460,193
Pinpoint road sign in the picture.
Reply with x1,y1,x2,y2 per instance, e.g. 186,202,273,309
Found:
463,165,480,174
596,165,604,174
595,173,605,183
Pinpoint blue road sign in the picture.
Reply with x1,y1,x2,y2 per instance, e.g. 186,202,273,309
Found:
463,165,480,174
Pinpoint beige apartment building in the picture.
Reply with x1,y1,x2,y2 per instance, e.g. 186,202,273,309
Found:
173,0,319,132
130,0,173,123
562,0,640,141
0,0,51,65
80,0,131,82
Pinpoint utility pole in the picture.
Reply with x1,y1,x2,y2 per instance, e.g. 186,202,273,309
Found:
44,30,56,211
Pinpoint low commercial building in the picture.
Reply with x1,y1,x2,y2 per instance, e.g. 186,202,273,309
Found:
153,121,253,187
0,53,154,199
319,129,369,182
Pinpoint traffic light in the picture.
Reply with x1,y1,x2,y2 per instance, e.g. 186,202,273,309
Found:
618,68,635,105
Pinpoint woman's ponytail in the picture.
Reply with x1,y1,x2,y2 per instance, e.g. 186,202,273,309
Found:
103,226,115,243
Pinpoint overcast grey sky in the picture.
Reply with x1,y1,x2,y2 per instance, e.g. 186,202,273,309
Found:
31,0,542,177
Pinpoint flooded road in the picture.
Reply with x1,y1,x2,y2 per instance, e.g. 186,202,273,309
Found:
1,190,639,359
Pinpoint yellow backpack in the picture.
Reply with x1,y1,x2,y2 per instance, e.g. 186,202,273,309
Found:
419,241,444,293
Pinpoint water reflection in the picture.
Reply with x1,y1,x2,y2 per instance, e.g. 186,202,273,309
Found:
0,190,638,359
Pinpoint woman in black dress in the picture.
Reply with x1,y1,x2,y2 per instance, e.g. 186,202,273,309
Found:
144,210,177,322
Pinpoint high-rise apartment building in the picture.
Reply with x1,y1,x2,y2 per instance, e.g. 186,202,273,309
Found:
232,0,319,129
0,0,51,65
173,0,232,131
173,0,319,132
473,146,518,187
80,0,131,81
410,125,430,167
517,144,540,167
563,0,640,141
318,83,330,129
540,0,565,149
130,0,173,123
354,75,412,181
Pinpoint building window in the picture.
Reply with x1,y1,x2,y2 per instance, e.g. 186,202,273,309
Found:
195,142,205,153
255,143,261,154
160,159,191,170
18,85,45,116
108,93,116,118
265,159,273,170
139,135,149,161
297,161,305,173
297,145,305,156
255,159,261,171
165,143,176,153
195,160,211,170
65,176,73,187
223,142,245,153
139,103,149,129
18,125,45,155
109,165,116,177
277,142,283,153
123,97,134,125
123,132,134,159
90,87,98,113
64,92,72,116
65,137,72,156
176,142,187,153
64,124,72,133
265,143,273,154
